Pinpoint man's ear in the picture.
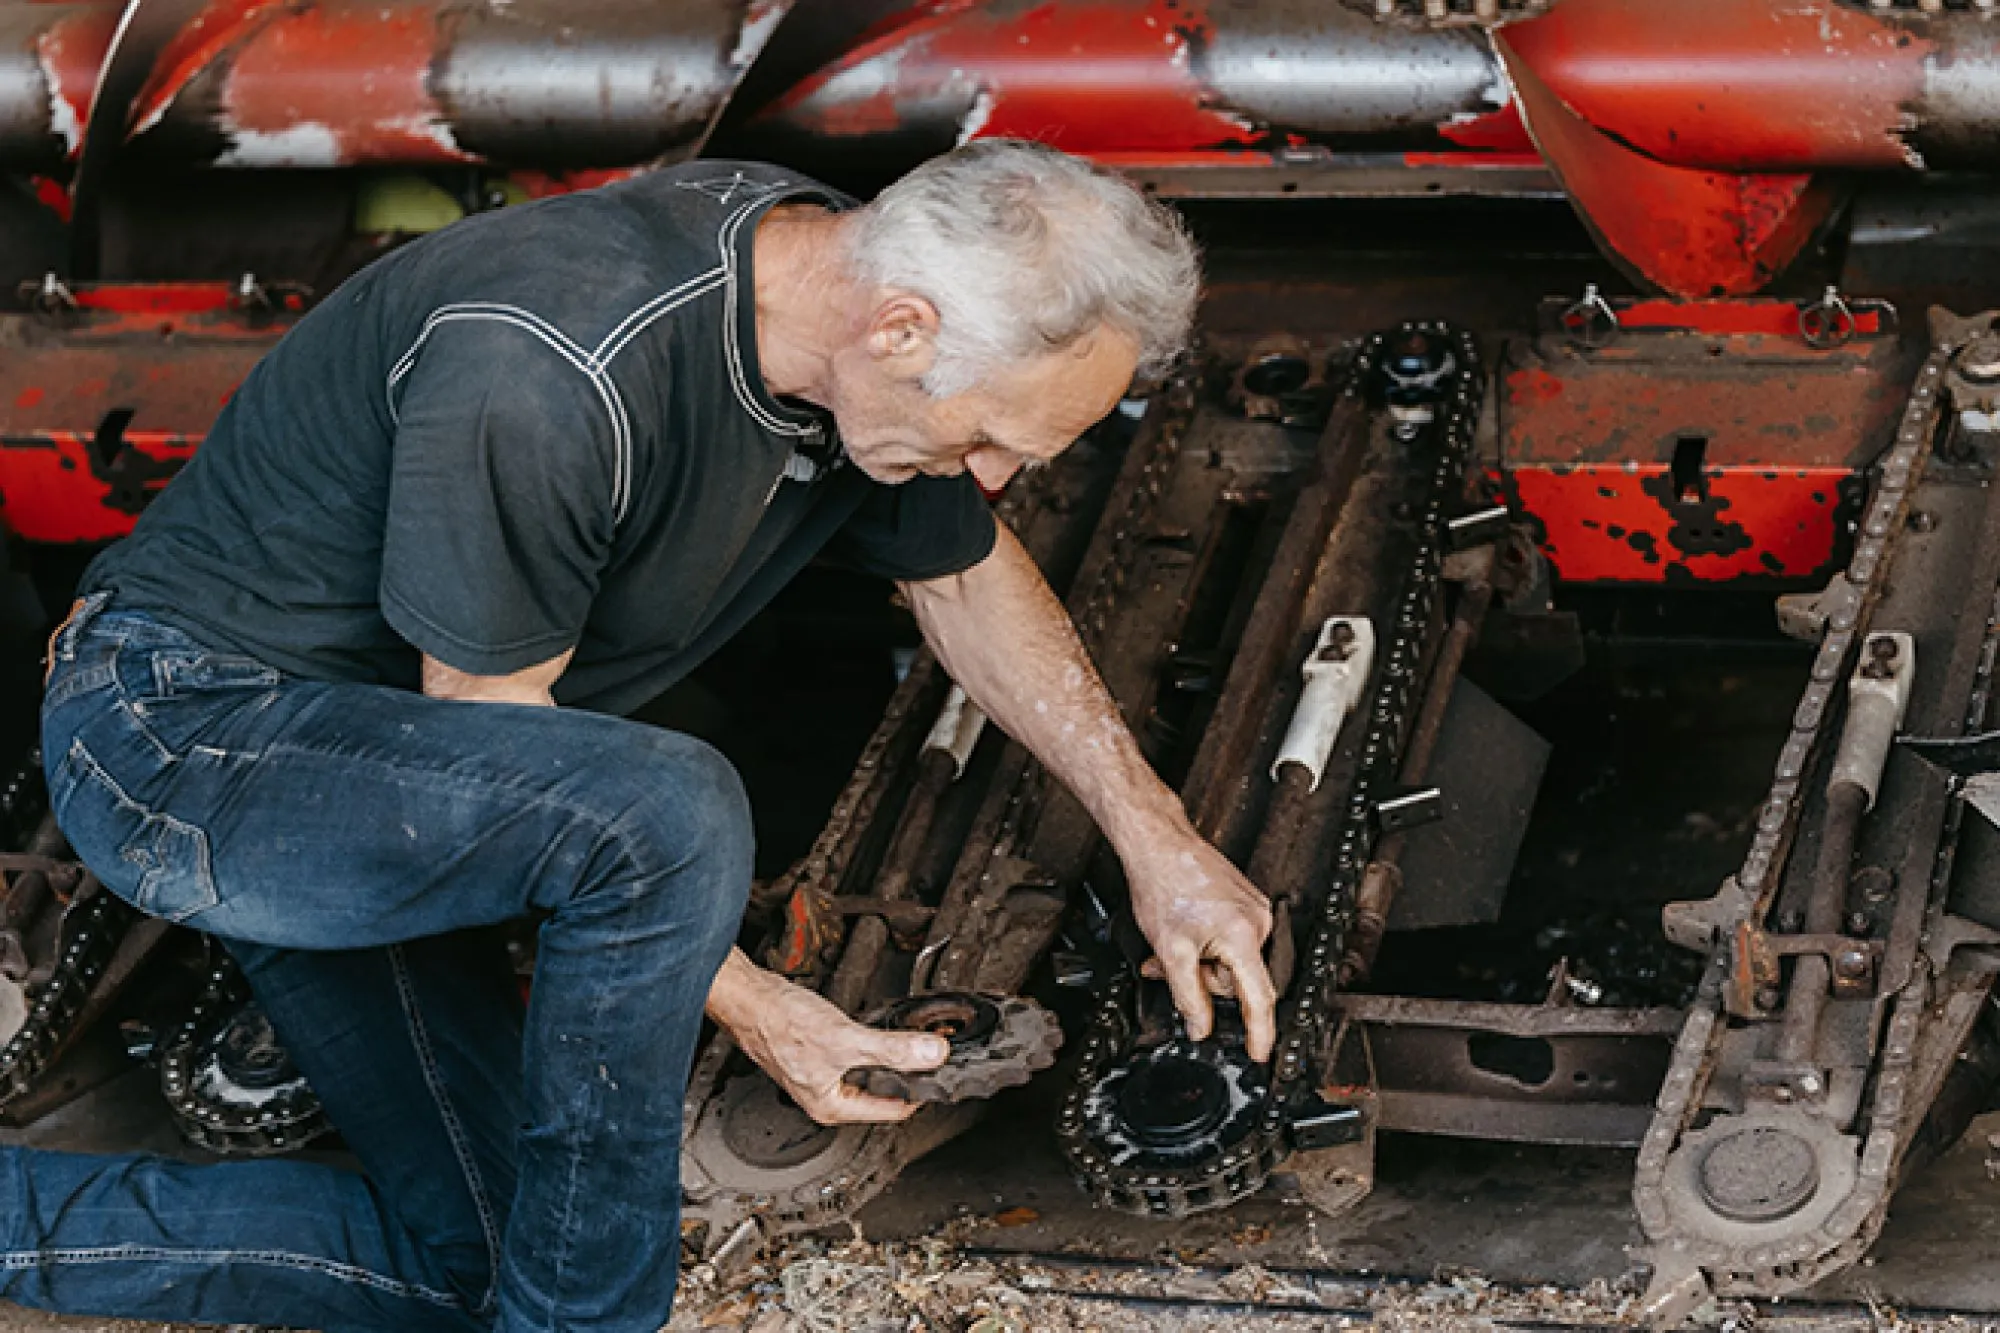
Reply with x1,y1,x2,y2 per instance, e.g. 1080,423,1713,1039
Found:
867,292,940,378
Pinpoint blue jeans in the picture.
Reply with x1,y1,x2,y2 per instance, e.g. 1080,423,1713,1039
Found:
20,595,753,1331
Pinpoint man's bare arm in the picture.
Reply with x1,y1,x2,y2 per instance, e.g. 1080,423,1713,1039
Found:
420,650,574,706
902,524,1278,1058
415,644,946,1121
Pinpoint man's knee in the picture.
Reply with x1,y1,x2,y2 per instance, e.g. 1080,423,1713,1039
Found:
587,732,753,921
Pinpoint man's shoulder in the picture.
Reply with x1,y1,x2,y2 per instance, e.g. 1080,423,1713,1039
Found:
375,161,844,354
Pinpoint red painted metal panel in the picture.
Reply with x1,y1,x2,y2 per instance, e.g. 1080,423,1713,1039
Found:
1499,297,1910,584
0,286,288,545
1503,463,1854,583
1496,26,1839,298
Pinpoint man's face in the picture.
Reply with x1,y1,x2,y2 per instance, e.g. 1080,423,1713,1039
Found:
824,296,1141,492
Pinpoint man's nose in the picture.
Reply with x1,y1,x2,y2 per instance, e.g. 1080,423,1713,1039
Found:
964,447,1022,495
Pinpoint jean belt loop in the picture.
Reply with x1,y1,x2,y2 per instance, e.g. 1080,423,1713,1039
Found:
56,591,113,664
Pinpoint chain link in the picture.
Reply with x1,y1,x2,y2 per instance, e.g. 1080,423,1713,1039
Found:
1632,339,1965,1291
1058,324,1485,1215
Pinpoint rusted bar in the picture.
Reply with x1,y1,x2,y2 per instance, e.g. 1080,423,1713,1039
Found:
826,744,961,1016
1339,562,1495,986
1182,393,1373,858
1772,782,1869,1065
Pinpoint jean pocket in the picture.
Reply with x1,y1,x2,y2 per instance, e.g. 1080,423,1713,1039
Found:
120,810,219,923
149,650,281,699
56,740,219,924
128,649,284,761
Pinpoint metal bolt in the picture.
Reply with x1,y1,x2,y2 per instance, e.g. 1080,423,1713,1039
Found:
1834,949,1872,982
1755,985,1783,1011
1909,509,1938,534
1845,910,1873,936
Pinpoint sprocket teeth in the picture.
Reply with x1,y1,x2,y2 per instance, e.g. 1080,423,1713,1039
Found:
857,992,1064,1105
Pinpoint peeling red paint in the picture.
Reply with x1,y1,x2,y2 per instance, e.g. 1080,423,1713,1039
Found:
0,289,293,544
35,3,119,161
1505,463,1852,582
764,0,1261,155
0,429,198,544
1609,298,1886,338
215,4,468,166
1500,0,1926,173
1438,105,1535,155
127,0,294,138
1498,29,1838,297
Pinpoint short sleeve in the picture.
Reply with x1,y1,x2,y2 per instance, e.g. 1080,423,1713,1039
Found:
823,473,998,582
379,321,619,675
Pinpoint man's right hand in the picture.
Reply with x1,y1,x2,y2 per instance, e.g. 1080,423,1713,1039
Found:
705,948,948,1125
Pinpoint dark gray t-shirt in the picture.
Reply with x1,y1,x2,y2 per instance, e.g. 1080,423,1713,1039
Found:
84,162,997,715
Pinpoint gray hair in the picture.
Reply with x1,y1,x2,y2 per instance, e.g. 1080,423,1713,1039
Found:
847,139,1200,398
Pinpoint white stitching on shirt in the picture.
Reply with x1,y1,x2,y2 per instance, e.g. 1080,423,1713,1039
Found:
385,305,636,523
592,269,727,368
382,182,816,529
716,203,816,438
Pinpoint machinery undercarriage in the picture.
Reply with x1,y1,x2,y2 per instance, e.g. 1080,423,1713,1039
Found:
4,0,2000,1324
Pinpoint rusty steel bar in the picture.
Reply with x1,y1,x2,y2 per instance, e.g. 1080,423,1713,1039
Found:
825,745,958,1017
1772,782,1869,1065
1339,568,1493,987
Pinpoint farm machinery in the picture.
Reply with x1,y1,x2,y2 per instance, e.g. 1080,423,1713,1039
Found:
5,0,2000,1321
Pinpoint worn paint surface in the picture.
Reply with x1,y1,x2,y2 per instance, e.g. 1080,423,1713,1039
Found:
1499,298,1908,584
1504,462,1856,583
1498,0,1927,173
213,4,465,167
0,287,289,544
34,2,119,161
1498,28,1839,297
763,0,1260,154
125,0,293,138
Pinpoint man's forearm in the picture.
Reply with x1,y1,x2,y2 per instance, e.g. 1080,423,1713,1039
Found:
902,525,1185,852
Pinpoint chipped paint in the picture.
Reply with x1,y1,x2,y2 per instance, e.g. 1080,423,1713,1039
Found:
33,7,118,162
729,0,791,72
128,0,292,136
212,122,342,168
763,0,1262,156
956,88,995,146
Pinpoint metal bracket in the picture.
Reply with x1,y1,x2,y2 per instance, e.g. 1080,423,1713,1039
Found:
1288,1096,1367,1152
1446,504,1511,552
1799,285,1856,350
1559,283,1618,350
19,273,76,318
1374,785,1443,833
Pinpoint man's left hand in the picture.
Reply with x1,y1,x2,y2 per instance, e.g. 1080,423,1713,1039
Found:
1121,823,1278,1061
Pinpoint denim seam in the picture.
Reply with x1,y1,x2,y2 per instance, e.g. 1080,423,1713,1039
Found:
252,740,694,866
544,958,620,1329
53,592,112,663
389,944,502,1316
66,739,219,921
40,663,113,713
0,1244,463,1307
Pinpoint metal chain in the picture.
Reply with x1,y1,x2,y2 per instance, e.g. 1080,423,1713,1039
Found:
683,378,1203,1236
157,955,332,1156
1057,324,1486,1215
0,876,134,1107
1632,341,1959,1289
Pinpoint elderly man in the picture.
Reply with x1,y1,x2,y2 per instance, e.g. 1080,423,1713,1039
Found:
29,140,1275,1331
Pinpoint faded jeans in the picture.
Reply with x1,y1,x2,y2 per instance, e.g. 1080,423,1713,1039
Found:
15,595,752,1331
